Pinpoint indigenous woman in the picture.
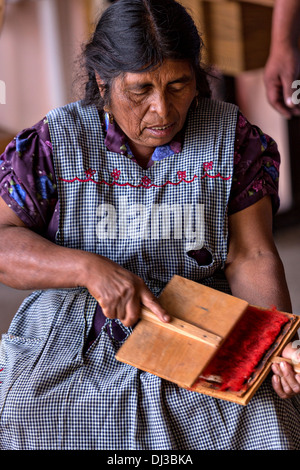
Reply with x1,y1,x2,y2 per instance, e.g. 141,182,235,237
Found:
0,0,299,450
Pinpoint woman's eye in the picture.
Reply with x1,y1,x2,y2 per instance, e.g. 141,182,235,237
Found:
129,87,151,97
169,84,185,93
127,90,149,102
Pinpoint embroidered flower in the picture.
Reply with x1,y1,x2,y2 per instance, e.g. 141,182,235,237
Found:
111,168,121,180
177,170,187,181
203,161,213,172
85,168,96,178
141,175,152,187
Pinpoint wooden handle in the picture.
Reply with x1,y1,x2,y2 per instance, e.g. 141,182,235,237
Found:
270,356,300,374
140,307,223,348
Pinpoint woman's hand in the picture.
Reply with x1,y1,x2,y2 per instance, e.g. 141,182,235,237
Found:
271,342,300,399
80,253,170,327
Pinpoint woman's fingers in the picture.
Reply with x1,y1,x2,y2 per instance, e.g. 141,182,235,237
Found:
140,288,170,323
120,293,142,327
120,283,170,327
87,256,170,327
110,281,170,327
271,361,300,398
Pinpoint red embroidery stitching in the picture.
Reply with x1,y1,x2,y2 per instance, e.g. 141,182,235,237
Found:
111,168,121,180
58,162,230,187
59,171,198,187
202,161,231,181
177,170,187,181
85,168,96,178
141,175,152,187
203,161,213,171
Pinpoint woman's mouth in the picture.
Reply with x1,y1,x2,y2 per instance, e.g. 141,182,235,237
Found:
146,123,175,137
151,124,172,130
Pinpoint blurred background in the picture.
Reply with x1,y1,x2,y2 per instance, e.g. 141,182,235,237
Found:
0,0,299,333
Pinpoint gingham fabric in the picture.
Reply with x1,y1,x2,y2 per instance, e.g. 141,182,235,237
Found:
50,98,237,296
1,99,300,450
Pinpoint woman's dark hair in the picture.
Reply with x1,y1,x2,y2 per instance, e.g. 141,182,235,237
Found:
82,0,211,110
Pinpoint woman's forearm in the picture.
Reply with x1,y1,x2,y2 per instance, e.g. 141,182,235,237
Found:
225,197,293,313
0,224,168,326
225,250,292,313
0,225,90,291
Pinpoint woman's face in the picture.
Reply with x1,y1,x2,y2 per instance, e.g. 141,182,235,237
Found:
101,60,198,159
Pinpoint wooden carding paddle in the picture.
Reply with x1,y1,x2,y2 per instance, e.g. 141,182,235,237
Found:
116,275,249,388
140,307,222,348
116,275,300,404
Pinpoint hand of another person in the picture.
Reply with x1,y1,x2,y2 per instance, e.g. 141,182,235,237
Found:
271,341,300,398
82,254,170,327
264,45,300,118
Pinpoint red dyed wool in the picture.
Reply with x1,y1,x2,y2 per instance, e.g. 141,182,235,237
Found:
200,306,289,391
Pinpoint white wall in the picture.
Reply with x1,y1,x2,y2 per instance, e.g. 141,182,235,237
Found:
0,0,91,133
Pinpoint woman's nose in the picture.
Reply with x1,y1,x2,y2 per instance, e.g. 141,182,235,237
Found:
150,91,170,117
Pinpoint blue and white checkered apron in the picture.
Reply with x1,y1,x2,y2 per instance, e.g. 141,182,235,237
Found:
1,99,300,450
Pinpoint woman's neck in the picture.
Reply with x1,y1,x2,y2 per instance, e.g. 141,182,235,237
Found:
127,140,155,169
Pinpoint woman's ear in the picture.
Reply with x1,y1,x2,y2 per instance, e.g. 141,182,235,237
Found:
95,72,106,99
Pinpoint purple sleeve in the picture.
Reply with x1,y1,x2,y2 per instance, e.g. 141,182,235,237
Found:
229,112,280,215
0,118,59,241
